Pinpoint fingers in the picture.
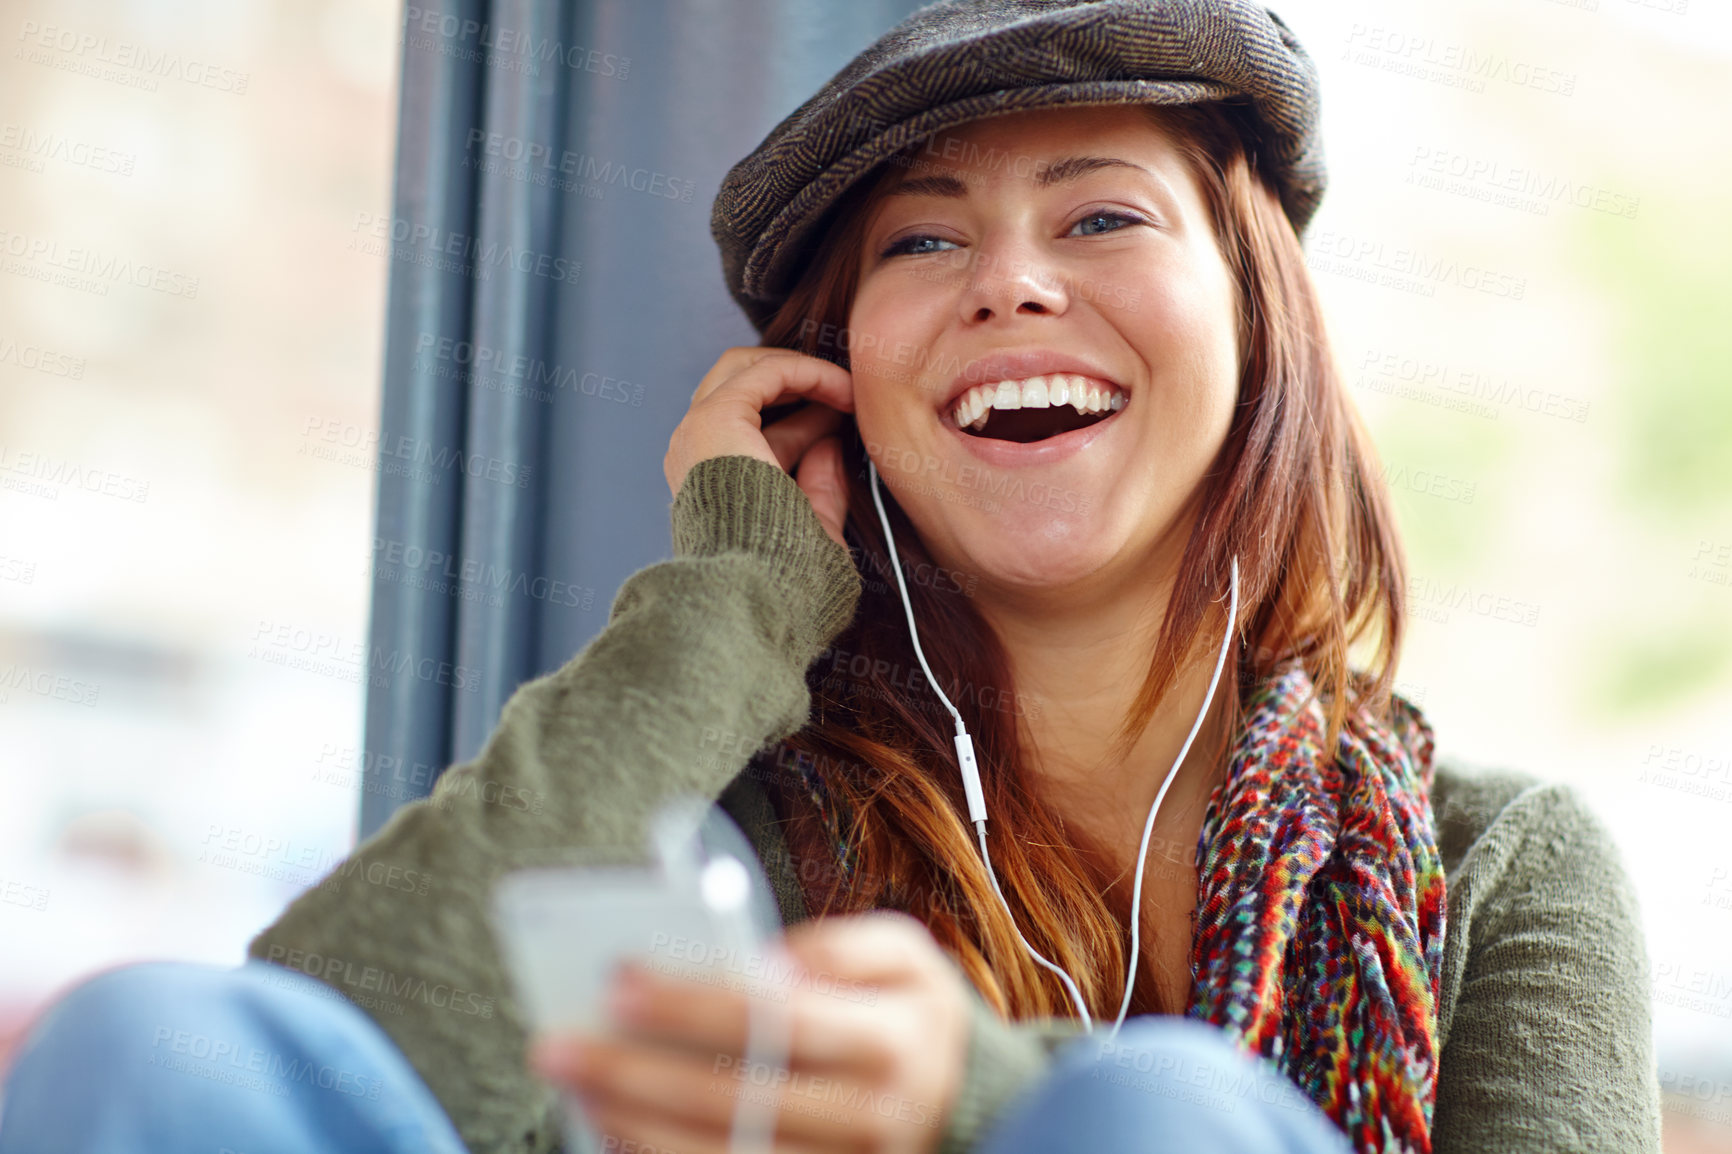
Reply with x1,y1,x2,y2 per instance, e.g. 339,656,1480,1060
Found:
598,959,877,1073
762,401,845,474
607,956,920,1087
690,346,790,403
534,1032,740,1134
782,909,947,986
578,1057,844,1154
665,347,855,502
541,1004,913,1151
599,963,753,1056
695,346,854,417
546,1031,852,1151
794,435,850,550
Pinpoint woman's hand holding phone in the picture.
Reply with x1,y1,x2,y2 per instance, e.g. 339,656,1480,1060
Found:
664,347,856,549
530,911,971,1154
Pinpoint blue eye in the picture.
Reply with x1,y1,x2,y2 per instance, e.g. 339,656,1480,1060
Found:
880,233,958,259
1070,210,1143,236
879,210,1145,259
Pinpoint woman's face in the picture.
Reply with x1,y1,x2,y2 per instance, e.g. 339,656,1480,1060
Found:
848,104,1240,605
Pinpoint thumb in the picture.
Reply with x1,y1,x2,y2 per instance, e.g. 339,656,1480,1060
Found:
795,434,850,550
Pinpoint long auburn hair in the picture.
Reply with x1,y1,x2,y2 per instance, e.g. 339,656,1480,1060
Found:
753,101,1407,1021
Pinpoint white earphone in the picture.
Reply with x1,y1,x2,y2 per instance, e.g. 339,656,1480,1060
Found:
865,457,1239,1040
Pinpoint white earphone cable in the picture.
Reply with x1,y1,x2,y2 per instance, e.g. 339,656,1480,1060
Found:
1107,553,1237,1041
866,458,966,736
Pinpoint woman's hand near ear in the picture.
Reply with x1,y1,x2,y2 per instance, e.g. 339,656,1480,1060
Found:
531,910,973,1154
666,347,855,549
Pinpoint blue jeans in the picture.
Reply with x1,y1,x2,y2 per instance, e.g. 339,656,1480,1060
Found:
0,961,1349,1153
977,1017,1352,1154
0,961,469,1153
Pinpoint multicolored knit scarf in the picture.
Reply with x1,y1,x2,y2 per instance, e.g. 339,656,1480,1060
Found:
1187,660,1446,1154
771,658,1446,1154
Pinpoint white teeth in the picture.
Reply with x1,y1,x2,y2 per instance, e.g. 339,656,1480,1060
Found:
965,386,990,428
1060,384,1078,412
950,374,1126,429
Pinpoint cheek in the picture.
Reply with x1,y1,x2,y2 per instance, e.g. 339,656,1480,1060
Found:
846,291,945,431
853,390,899,464
1122,259,1239,422
1123,247,1236,354
845,364,914,469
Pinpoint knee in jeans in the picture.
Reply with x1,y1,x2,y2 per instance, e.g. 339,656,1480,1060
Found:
30,962,296,1051
47,963,218,1024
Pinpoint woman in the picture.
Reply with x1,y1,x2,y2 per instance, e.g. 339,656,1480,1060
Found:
0,2,1659,1153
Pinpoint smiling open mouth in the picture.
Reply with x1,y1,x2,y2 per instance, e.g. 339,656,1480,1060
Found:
951,375,1126,444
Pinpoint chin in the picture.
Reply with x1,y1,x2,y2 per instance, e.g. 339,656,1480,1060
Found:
947,505,1124,592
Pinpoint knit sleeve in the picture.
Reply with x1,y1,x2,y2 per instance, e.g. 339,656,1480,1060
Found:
938,991,1084,1154
1430,782,1663,1154
246,453,861,1154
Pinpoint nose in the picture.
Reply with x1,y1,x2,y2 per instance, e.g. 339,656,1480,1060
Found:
955,236,1071,324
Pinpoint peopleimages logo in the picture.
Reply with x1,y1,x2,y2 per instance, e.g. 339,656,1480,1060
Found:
0,123,136,175
412,334,644,407
301,417,534,489
248,619,483,694
1406,146,1639,220
147,1027,382,1101
15,20,251,94
1306,228,1526,300
370,535,596,611
262,945,496,1019
0,334,85,378
0,663,100,707
0,443,150,503
463,131,693,201
400,7,630,79
348,212,581,285
647,932,879,1007
0,227,199,298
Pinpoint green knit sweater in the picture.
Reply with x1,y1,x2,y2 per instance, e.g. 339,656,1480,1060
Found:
249,454,1662,1154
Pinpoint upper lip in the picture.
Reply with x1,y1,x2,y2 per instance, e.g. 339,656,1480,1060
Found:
938,350,1127,416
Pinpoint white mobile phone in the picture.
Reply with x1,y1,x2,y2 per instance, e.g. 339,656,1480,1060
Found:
489,798,790,1154
492,864,757,1036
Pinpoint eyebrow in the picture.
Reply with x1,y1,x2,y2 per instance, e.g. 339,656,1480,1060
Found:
882,156,1154,199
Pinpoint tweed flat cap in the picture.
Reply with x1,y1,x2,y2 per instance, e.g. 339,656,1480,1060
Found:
712,0,1325,335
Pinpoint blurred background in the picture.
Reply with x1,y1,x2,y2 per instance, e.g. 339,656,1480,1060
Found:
0,0,1728,1147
